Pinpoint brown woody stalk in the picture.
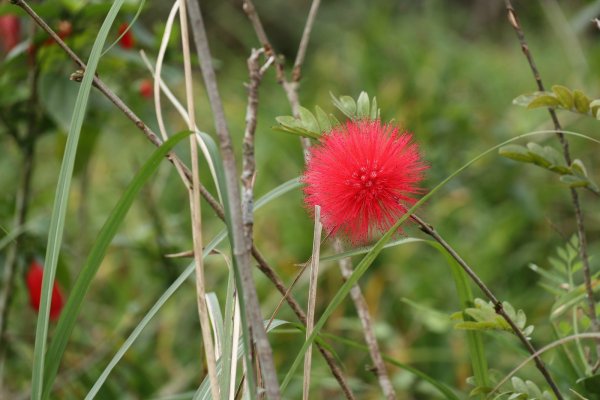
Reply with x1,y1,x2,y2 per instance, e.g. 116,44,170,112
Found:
184,1,280,397
503,0,600,366
410,214,563,399
12,1,354,397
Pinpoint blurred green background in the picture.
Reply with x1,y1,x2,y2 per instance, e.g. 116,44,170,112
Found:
1,0,600,398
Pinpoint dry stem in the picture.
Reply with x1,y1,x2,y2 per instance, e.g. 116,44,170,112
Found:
184,1,280,398
178,0,220,398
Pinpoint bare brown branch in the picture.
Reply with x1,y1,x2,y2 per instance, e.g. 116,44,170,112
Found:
503,0,600,365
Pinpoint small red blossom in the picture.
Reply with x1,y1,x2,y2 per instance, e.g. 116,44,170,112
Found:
0,15,21,53
139,79,153,99
303,120,427,244
118,23,135,49
26,260,64,320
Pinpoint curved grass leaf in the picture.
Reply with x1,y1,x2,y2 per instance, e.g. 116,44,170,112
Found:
280,129,600,392
43,131,191,399
31,2,126,399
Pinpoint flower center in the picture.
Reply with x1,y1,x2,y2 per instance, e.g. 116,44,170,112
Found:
346,162,383,198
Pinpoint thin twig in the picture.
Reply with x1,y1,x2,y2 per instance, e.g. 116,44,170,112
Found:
241,48,265,244
504,0,600,366
13,2,353,396
292,0,321,82
333,239,397,400
410,214,564,400
178,0,220,398
184,2,281,398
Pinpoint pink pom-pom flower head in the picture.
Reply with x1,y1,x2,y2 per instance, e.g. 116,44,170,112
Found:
302,120,427,244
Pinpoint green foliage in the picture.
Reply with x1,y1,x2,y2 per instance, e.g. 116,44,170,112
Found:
499,143,599,193
273,91,380,139
467,375,555,400
451,299,535,339
513,85,600,120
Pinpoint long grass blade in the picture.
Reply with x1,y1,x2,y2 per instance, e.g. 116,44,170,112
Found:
42,131,191,399
31,2,126,399
303,206,322,400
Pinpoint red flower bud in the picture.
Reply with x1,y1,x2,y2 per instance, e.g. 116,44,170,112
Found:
26,260,64,320
139,79,153,99
0,15,21,53
118,23,135,49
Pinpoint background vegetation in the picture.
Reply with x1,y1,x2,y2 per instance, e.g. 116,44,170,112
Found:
1,0,600,398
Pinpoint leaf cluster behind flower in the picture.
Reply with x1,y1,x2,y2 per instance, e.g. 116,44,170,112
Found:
273,91,381,139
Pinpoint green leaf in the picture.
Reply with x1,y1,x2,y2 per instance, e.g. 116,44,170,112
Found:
314,105,331,132
511,377,528,394
526,143,551,168
274,114,322,139
499,145,533,163
527,94,562,109
43,131,192,399
370,96,379,120
356,91,370,118
573,90,591,114
552,85,574,109
513,92,554,108
32,2,127,399
330,92,357,118
272,124,322,140
560,174,589,188
590,99,600,119
298,106,320,133
570,159,588,177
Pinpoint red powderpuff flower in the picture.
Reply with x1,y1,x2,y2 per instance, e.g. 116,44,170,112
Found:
303,120,427,244
0,15,21,53
139,79,153,99
118,23,135,49
26,260,64,320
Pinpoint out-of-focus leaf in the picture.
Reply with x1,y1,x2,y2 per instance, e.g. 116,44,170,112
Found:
298,106,320,133
552,85,574,109
499,145,533,163
528,94,562,109
356,91,370,118
314,105,331,132
573,90,590,114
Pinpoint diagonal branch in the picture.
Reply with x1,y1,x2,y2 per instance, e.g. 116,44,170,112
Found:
411,214,564,400
503,0,600,367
